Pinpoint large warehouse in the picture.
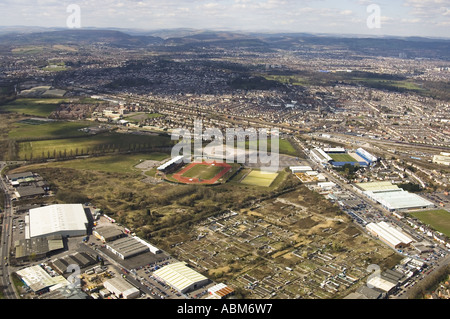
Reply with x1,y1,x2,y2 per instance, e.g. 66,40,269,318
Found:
153,262,209,293
356,181,435,212
26,204,89,239
364,189,435,212
105,236,149,260
366,222,414,249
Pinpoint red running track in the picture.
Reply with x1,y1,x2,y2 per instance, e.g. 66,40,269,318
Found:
172,161,232,184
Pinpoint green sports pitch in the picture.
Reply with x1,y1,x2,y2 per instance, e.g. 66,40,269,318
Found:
181,163,225,180
329,153,358,163
410,209,450,237
241,170,279,187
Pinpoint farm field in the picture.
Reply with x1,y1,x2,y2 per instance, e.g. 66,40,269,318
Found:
410,209,450,237
329,153,358,163
241,170,279,187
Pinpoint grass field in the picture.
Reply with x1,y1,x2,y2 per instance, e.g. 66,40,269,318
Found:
410,209,450,237
17,132,172,160
241,170,279,187
236,138,298,157
9,120,92,140
23,153,170,174
181,163,225,180
124,112,164,123
329,153,358,162
0,98,68,117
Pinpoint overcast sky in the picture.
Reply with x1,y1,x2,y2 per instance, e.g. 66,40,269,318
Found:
0,0,449,37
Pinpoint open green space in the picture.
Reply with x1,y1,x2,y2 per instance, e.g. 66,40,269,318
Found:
329,153,358,162
410,209,450,238
124,112,164,123
8,120,92,140
17,132,172,160
236,138,298,157
241,170,279,187
0,98,68,117
181,163,226,180
28,152,170,174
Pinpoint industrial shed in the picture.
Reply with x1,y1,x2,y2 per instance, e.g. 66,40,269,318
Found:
16,265,69,294
103,277,140,299
14,235,64,262
153,262,209,293
364,189,435,212
93,227,124,243
106,236,149,259
26,204,88,239
50,252,97,274
366,222,414,249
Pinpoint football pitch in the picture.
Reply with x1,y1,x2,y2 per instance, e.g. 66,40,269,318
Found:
182,163,225,180
410,209,450,237
329,153,358,162
241,170,279,187
173,162,233,184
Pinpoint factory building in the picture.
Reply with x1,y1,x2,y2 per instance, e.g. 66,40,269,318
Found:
356,182,435,212
366,222,413,249
105,236,149,260
14,235,64,262
103,277,140,299
153,262,209,294
16,265,70,294
26,204,89,239
93,227,124,243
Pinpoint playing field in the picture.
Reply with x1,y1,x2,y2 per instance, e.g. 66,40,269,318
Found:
17,132,172,160
0,98,68,117
9,120,91,140
410,209,450,237
182,163,225,180
241,170,279,187
173,162,232,184
329,153,358,162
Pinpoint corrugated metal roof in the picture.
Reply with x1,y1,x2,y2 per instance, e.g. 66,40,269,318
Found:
153,262,208,292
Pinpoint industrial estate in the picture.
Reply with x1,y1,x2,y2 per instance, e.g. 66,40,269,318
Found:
0,10,450,303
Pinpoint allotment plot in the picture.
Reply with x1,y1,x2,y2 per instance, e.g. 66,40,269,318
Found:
241,170,279,187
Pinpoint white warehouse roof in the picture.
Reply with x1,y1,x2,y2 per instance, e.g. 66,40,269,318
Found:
153,262,209,293
103,277,140,299
27,204,88,239
366,222,413,248
364,189,434,211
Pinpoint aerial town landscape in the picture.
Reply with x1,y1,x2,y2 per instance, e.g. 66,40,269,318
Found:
0,1,449,310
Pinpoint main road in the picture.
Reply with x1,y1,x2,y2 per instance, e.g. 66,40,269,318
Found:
0,161,17,299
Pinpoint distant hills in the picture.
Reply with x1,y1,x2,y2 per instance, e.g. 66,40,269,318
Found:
1,27,450,60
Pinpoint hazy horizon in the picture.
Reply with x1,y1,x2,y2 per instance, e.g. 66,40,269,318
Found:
0,0,449,39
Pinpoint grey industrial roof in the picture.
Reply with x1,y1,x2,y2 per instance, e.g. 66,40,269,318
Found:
107,236,149,258
15,185,45,197
94,227,123,240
